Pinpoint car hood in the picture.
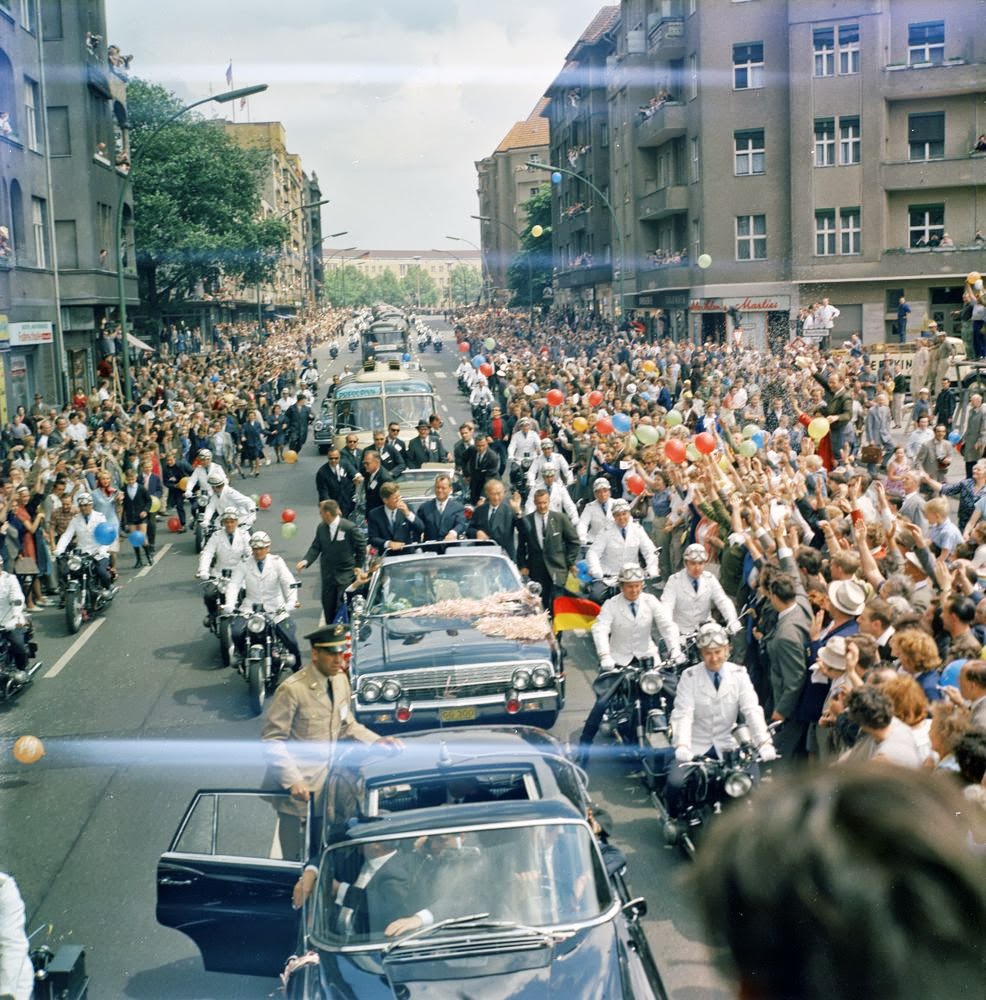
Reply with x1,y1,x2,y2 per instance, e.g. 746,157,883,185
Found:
353,616,553,675
316,922,641,999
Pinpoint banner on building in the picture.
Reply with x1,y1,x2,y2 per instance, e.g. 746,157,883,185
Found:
9,322,54,346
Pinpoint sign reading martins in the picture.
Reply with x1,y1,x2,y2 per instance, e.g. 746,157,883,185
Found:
8,322,54,346
689,296,790,312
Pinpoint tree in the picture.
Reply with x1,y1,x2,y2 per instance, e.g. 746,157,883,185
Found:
507,183,553,308
126,79,286,317
370,269,403,305
324,265,372,307
449,265,482,305
400,266,439,308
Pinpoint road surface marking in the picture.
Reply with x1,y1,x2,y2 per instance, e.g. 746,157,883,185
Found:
135,542,172,579
441,404,449,413
44,618,107,679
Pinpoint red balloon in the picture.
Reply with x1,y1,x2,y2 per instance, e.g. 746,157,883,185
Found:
546,388,564,407
258,493,273,510
167,516,181,532
479,362,493,378
281,508,297,524
595,417,614,436
458,341,470,353
665,439,687,464
625,473,645,496
694,431,716,455
587,390,603,408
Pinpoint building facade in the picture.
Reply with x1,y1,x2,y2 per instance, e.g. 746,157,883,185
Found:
322,249,483,306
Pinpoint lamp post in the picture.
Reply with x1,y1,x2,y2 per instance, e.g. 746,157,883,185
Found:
525,160,626,323
115,83,268,405
470,215,538,329
411,255,422,310
310,230,347,305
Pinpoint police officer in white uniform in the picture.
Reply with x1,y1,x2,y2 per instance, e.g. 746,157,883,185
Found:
197,506,252,624
660,543,740,635
578,478,615,545
0,567,32,675
183,448,226,500
527,438,573,488
54,491,114,591
203,471,257,529
506,417,540,472
522,466,580,526
585,499,659,600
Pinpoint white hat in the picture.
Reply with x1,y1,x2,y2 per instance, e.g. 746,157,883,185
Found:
684,543,709,563
221,506,240,520
618,564,645,583
817,635,849,672
76,492,93,505
827,579,867,617
593,478,611,492
207,472,227,486
611,498,631,513
249,530,272,548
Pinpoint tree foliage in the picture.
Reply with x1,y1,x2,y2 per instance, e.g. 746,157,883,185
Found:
449,265,482,304
507,183,553,308
126,79,288,313
400,265,439,308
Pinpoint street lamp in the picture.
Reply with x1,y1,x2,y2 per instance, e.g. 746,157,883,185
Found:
115,83,268,404
525,161,626,322
447,235,484,305
412,255,422,310
471,215,539,328
433,249,464,305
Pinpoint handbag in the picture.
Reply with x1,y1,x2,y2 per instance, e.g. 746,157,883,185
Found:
860,444,882,464
14,555,39,576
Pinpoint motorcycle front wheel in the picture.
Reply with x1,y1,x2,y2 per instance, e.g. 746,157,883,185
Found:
217,619,234,668
194,522,205,554
65,591,83,634
246,657,267,715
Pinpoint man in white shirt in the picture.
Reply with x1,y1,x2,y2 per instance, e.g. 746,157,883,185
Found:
202,472,257,529
506,418,540,472
196,507,251,623
183,448,225,500
578,478,615,544
585,499,658,597
54,491,114,590
65,411,89,445
660,543,740,635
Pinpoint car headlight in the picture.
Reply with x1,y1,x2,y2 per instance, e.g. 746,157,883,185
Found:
380,679,402,702
531,665,553,689
313,420,324,431
724,771,754,799
247,614,266,634
360,680,382,703
67,556,82,572
511,667,532,691
640,670,664,696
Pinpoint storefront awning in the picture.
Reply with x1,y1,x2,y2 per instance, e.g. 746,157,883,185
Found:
127,332,154,352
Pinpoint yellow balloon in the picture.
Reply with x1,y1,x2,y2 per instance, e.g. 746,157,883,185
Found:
530,225,544,239
177,477,189,492
150,496,162,513
967,272,982,285
13,735,45,764
642,359,656,372
718,455,732,472
685,443,702,462
808,417,830,441
283,449,298,464
572,416,588,433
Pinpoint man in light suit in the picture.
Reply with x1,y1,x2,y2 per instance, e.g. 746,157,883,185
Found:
467,478,521,561
961,392,986,478
367,482,422,553
577,478,615,545
660,543,741,635
516,488,580,611
863,391,894,471
585,499,658,600
416,474,467,542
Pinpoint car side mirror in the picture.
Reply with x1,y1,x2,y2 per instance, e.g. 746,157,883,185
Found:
622,896,647,920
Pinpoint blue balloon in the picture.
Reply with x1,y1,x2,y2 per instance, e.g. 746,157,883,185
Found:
948,430,961,444
402,352,411,362
472,354,486,368
940,659,965,689
210,374,219,383
94,522,117,546
551,171,563,184
576,559,589,575
752,432,766,449
640,391,652,402
129,530,146,547
612,413,632,434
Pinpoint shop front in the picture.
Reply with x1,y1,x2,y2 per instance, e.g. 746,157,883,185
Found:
634,290,689,341
688,295,791,352
3,321,54,417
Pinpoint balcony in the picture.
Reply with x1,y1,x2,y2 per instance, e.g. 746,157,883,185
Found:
881,60,980,99
638,185,688,221
556,262,613,289
647,9,686,61
635,101,686,148
793,245,982,284
635,262,690,292
880,155,980,192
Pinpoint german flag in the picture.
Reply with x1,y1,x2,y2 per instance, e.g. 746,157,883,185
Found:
552,595,601,633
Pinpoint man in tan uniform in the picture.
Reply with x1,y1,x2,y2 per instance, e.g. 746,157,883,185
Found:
261,623,400,859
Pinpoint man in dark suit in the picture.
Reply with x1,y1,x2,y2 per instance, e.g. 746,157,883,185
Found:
384,422,409,472
406,421,439,469
468,477,521,561
466,433,500,505
516,487,580,611
286,398,312,453
367,483,422,552
316,449,357,515
362,450,394,514
297,499,367,624
339,434,364,479
139,456,163,558
416,474,467,541
372,429,405,478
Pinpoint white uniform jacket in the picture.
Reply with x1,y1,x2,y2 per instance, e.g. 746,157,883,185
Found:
524,481,580,526
204,484,257,528
507,430,541,464
586,521,659,579
660,569,739,634
527,453,573,487
55,511,110,559
184,461,226,499
0,573,27,630
197,526,252,577
592,592,681,664
577,498,614,544
671,661,769,758
224,554,297,621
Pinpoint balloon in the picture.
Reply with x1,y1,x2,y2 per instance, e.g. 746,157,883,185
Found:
665,410,683,427
149,496,161,513
718,455,732,472
948,430,961,444
697,253,712,269
752,431,766,450
177,477,188,491
742,423,760,439
595,417,614,436
807,417,830,442
572,416,589,433
531,225,544,238
250,495,260,505
483,337,496,350
281,509,297,523
576,559,589,575
479,363,494,378
128,530,146,547
546,388,564,406
12,735,45,764
641,391,653,402
967,272,982,285
587,390,603,407
635,425,659,446
284,449,298,463
402,353,411,362
625,383,637,396
694,431,715,455
739,440,758,458
642,359,656,372
625,473,645,496
551,171,562,184
686,443,702,462
472,354,486,368
612,413,632,433
210,374,220,383
940,659,965,689
281,522,298,539
458,340,470,353
258,493,273,510
93,522,117,545
167,516,181,532
523,383,537,397
665,439,687,463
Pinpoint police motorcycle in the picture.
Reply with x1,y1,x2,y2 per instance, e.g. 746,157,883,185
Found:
590,655,673,759
193,474,227,554
201,569,236,666
329,339,339,360
59,552,116,634
433,336,443,353
347,333,359,352
0,600,42,701
233,593,300,714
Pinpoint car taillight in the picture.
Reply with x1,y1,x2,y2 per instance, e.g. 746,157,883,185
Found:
395,702,412,723
505,691,521,714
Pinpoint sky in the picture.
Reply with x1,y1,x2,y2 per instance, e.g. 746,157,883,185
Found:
104,0,611,251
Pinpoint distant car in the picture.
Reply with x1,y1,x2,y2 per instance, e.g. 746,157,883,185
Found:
392,462,462,513
351,540,564,731
155,727,669,998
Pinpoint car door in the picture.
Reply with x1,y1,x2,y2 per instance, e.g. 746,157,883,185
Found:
156,789,307,977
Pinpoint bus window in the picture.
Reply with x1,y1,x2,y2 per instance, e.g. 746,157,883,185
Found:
334,396,384,432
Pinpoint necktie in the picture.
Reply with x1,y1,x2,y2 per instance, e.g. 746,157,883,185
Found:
227,533,234,543
388,509,395,527
692,577,699,592
603,502,608,516
621,527,627,540
257,560,265,573
438,502,445,515
630,601,637,618
713,672,721,691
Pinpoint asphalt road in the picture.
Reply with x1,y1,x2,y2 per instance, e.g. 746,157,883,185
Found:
0,320,729,999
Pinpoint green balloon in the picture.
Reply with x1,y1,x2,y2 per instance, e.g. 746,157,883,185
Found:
685,443,702,462
742,423,760,439
483,337,496,350
739,440,758,458
281,522,298,539
251,495,260,505
635,425,660,445
665,409,683,427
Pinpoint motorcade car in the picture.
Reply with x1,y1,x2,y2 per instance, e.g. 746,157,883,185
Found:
155,727,669,998
363,321,408,365
389,462,463,513
350,540,564,730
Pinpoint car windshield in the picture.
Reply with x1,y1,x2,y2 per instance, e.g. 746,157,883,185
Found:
386,393,434,428
334,395,384,431
367,555,520,613
312,821,611,948
396,469,448,496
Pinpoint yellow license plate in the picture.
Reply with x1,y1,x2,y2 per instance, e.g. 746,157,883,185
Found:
440,705,477,722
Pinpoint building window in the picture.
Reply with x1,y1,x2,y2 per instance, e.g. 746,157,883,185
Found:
840,208,861,255
838,24,860,74
19,0,36,32
688,53,698,99
735,214,766,260
30,195,48,267
815,210,837,256
690,137,700,182
733,42,764,90
23,76,40,151
813,28,834,77
839,116,860,165
908,112,944,160
97,202,111,262
908,21,944,65
734,129,765,175
814,118,835,166
908,204,944,247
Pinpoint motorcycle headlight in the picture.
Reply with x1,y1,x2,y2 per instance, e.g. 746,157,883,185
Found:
511,667,532,691
640,670,664,696
380,679,402,702
531,665,552,689
67,556,82,572
724,771,754,799
361,680,382,703
247,614,266,634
